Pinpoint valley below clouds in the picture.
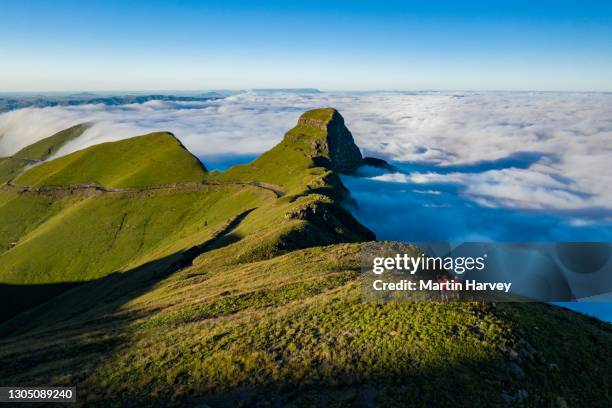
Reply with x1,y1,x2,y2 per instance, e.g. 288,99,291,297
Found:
1,90,611,241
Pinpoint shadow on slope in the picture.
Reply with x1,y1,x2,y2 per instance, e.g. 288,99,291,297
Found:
0,208,255,332
1,242,610,407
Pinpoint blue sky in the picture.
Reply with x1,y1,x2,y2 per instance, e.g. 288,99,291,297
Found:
1,0,612,91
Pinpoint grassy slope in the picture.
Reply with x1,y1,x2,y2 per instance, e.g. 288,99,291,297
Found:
0,123,89,183
0,112,371,318
15,132,207,188
0,131,216,285
215,107,342,195
0,111,610,407
0,243,609,407
0,187,266,284
1,131,242,318
0,157,28,183
13,123,91,161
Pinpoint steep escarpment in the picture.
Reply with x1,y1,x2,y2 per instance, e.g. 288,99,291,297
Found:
293,107,363,172
0,109,610,407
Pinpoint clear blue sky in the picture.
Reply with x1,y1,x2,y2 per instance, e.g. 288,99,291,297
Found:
1,0,611,91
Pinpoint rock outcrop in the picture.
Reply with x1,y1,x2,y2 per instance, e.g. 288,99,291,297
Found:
289,108,363,173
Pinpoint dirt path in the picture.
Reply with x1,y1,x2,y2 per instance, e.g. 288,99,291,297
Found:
3,180,285,198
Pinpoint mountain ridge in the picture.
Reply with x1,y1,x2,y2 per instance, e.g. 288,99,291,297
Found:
0,123,90,184
14,131,208,188
0,109,373,320
0,108,610,407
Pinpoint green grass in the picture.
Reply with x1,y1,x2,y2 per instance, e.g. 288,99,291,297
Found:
0,123,89,183
0,243,609,407
14,123,91,161
0,189,79,254
0,187,264,284
214,108,344,195
15,132,207,188
214,130,322,195
299,107,336,123
0,157,32,183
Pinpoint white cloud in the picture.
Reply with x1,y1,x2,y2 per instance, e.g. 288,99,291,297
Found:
373,167,598,210
0,91,611,213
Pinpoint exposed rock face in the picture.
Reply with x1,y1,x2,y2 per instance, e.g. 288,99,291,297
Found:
325,110,363,173
284,198,376,241
295,108,363,173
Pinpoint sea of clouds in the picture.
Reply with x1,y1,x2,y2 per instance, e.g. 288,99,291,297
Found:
1,90,611,240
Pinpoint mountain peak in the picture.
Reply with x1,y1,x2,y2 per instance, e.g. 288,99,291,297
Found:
287,108,363,173
0,123,91,184
296,107,339,129
15,131,207,188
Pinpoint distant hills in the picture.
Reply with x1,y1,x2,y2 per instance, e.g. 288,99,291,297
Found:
0,93,228,113
0,108,610,407
0,89,323,113
252,88,321,93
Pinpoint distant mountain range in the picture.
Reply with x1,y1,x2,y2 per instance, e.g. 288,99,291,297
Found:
0,89,322,113
0,92,231,113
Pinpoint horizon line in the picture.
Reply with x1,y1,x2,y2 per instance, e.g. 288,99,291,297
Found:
1,88,612,95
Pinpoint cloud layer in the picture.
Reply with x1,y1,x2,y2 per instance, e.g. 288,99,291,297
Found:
1,91,611,225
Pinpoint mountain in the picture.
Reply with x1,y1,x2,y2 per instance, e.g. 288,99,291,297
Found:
0,93,228,113
0,109,610,407
0,123,90,183
14,131,207,188
0,109,371,320
251,88,321,94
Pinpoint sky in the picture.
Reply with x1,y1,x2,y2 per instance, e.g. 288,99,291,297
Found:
1,0,612,92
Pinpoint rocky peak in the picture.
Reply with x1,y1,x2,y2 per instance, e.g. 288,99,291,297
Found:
291,108,363,173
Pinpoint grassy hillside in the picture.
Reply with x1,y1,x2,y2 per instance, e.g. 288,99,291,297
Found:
15,132,207,188
0,123,89,183
13,123,91,161
215,107,362,194
0,109,610,407
0,243,609,407
0,187,266,284
0,157,28,183
0,111,371,320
